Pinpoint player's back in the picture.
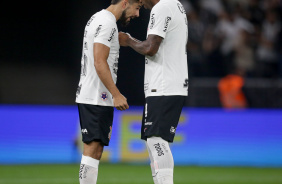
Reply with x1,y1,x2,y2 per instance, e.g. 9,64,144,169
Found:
145,0,188,97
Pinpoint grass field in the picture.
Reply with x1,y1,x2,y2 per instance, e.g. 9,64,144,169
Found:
0,164,282,184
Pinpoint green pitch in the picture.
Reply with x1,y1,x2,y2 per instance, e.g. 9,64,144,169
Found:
0,164,282,184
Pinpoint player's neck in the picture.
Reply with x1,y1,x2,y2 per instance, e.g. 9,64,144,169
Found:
147,0,160,10
152,0,160,7
106,5,122,22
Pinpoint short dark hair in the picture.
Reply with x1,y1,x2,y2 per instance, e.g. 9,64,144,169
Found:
111,0,140,5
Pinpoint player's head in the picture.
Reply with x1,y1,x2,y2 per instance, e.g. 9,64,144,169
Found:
112,0,142,27
141,0,155,10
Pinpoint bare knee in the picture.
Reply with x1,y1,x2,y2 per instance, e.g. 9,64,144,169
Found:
83,141,104,160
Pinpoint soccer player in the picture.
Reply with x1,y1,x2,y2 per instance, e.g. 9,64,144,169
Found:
75,0,142,183
119,0,188,183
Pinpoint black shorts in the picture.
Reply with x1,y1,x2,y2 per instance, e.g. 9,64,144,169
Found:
77,103,114,146
141,96,186,143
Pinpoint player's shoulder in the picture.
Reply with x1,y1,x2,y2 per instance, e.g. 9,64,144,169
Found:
92,9,116,27
152,0,169,11
152,0,176,14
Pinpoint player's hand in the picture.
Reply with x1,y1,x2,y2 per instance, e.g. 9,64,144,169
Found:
113,93,129,111
119,32,131,47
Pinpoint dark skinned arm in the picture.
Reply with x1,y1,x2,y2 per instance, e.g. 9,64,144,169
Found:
119,32,163,57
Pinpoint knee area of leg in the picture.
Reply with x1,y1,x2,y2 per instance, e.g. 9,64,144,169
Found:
147,137,174,169
147,137,171,156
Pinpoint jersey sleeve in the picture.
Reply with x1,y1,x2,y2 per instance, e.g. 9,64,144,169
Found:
93,22,117,48
147,4,173,39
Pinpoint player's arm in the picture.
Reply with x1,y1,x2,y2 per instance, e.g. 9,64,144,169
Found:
93,43,129,110
119,33,163,57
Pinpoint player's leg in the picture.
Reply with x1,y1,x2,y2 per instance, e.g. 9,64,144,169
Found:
146,136,174,184
77,103,114,184
79,141,104,184
142,96,186,184
142,97,174,183
142,102,160,183
146,141,159,184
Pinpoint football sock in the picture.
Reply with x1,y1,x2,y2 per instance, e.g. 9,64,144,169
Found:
147,137,174,184
146,141,159,184
79,155,100,184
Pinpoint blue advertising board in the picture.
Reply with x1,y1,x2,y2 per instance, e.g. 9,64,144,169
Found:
0,105,281,167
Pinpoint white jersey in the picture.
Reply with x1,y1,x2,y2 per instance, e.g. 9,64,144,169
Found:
76,10,119,106
144,0,189,97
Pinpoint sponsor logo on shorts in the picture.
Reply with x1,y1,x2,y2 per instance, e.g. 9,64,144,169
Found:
108,126,112,140
154,143,164,156
101,92,108,101
145,122,153,126
81,129,88,134
170,126,176,134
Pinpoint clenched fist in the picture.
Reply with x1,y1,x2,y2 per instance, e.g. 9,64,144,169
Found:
113,93,129,111
119,32,131,47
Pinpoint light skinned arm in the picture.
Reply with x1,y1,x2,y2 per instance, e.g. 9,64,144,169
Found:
119,32,163,57
93,43,129,110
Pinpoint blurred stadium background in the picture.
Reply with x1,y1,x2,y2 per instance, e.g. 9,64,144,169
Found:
0,0,282,183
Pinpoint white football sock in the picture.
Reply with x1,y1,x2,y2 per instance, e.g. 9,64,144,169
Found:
146,142,159,184
147,137,174,184
79,155,100,184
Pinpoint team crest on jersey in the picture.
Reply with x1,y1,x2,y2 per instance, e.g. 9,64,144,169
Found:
101,92,108,101
108,126,112,140
149,13,155,29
